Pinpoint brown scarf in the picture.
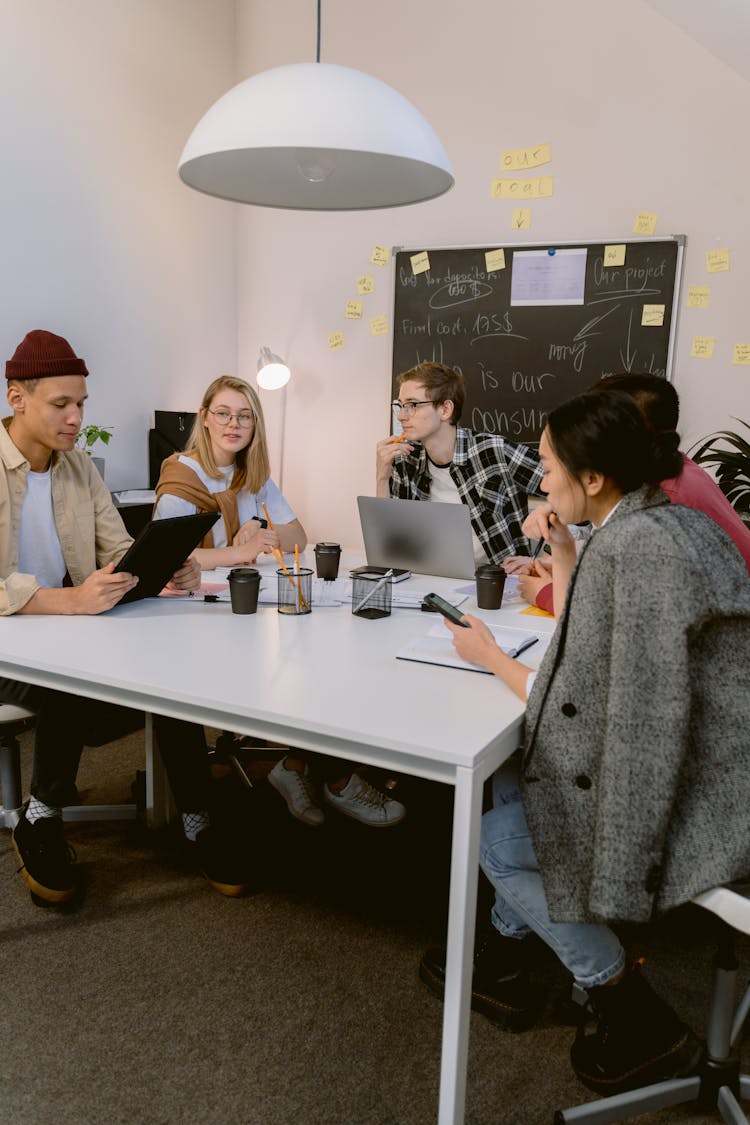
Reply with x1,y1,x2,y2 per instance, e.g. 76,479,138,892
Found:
155,454,240,548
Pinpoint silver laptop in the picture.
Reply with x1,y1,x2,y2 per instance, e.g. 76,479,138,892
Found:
357,496,477,579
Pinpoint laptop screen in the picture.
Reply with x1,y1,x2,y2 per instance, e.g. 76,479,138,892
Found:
357,496,476,579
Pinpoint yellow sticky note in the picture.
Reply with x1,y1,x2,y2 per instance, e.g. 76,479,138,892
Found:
687,286,711,308
328,331,345,351
370,315,389,336
603,244,626,267
345,300,362,320
410,251,430,275
512,208,532,230
500,143,551,171
707,249,730,273
485,248,506,273
370,245,390,267
521,604,554,619
733,344,750,365
357,275,375,295
691,336,715,359
641,304,665,327
491,176,553,199
633,212,658,235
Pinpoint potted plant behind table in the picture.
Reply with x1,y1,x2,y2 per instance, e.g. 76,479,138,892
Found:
76,424,113,482
689,419,750,526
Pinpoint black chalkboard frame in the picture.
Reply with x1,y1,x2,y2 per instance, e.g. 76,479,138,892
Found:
390,236,686,446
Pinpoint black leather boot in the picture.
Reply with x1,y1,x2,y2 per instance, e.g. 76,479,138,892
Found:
419,925,542,1031
571,961,704,1094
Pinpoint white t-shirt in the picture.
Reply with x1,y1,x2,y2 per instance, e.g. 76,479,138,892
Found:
153,456,296,548
18,469,66,587
427,458,489,565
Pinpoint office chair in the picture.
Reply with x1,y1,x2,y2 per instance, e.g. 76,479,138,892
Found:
555,883,750,1124
0,703,36,827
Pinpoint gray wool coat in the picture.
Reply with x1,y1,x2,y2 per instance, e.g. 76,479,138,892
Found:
521,486,750,925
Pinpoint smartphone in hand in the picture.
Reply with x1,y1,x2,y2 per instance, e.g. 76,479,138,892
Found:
422,592,469,627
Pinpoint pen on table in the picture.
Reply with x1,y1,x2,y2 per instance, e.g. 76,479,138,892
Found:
508,636,539,660
353,568,393,614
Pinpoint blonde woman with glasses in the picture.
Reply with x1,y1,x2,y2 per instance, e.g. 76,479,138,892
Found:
154,375,404,830
154,374,306,567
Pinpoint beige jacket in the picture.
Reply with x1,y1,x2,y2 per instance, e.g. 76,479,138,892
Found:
0,418,132,615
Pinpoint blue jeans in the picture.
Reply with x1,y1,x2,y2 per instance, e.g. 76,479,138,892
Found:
479,757,625,989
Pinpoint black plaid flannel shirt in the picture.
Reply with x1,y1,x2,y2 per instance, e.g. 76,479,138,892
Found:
389,426,543,563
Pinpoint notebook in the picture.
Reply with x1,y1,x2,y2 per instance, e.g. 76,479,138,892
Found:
357,495,477,580
115,512,219,603
397,622,542,674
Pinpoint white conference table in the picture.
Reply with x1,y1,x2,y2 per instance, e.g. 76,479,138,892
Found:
0,552,555,1124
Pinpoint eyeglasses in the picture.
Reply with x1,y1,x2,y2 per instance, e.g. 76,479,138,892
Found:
206,409,255,428
391,399,434,418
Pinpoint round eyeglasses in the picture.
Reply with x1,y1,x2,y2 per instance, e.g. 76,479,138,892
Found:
206,409,254,428
391,399,434,418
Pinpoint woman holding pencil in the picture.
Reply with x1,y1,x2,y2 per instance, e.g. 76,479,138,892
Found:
154,374,404,830
154,374,306,568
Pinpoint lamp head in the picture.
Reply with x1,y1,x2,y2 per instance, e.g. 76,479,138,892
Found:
257,347,291,390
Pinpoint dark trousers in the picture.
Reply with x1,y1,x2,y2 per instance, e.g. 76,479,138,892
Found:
0,677,211,813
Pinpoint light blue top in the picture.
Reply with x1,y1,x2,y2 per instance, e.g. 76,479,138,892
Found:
153,455,295,548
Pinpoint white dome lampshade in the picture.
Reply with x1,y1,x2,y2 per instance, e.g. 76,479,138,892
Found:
257,347,291,390
178,62,454,211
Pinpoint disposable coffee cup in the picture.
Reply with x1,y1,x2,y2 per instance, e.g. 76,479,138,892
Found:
314,542,341,580
228,567,261,614
475,564,506,610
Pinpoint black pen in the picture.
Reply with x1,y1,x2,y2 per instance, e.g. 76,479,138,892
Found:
530,537,546,561
509,636,539,659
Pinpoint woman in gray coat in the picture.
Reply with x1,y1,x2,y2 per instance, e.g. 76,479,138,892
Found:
421,388,750,1095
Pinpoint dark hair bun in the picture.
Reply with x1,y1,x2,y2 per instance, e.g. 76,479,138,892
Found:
652,429,682,481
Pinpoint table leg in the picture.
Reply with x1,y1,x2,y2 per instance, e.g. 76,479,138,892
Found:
145,714,177,828
437,764,484,1125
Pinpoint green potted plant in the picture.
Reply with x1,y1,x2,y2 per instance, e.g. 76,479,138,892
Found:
76,424,113,480
689,419,750,525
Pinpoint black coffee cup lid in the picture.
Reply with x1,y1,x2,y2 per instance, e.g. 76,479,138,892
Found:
475,565,504,577
228,567,260,581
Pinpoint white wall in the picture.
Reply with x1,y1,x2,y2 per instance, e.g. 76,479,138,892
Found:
236,0,750,548
0,0,238,489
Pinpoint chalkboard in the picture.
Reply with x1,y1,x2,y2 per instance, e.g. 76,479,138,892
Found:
391,238,684,445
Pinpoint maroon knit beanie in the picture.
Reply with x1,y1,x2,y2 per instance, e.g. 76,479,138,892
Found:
5,330,89,381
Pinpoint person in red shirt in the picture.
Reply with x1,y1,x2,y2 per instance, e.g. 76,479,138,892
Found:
518,373,750,614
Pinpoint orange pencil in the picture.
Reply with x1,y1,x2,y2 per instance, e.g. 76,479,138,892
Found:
392,433,407,443
293,543,310,611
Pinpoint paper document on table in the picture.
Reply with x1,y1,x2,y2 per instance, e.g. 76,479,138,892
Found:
194,576,349,606
113,490,157,505
396,622,543,674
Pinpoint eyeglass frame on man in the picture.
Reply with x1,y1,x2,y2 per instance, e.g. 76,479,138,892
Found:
205,408,255,428
391,399,435,418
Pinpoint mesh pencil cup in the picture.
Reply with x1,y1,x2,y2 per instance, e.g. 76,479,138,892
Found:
277,567,312,615
351,573,392,619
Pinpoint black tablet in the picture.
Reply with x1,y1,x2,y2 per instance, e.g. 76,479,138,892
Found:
114,511,219,603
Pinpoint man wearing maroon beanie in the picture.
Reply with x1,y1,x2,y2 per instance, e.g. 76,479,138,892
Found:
1,329,250,905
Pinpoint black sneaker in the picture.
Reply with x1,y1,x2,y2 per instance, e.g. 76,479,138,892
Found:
419,926,541,1031
190,824,250,898
13,812,78,904
571,961,704,1094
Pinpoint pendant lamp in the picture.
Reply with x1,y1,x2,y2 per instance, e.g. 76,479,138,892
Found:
178,4,453,211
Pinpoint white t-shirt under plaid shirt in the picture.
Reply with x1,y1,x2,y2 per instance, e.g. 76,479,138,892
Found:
389,426,543,563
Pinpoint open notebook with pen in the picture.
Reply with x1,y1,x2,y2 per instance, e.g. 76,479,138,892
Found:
396,622,544,674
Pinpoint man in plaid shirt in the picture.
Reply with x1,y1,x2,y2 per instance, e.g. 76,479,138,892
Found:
376,362,542,566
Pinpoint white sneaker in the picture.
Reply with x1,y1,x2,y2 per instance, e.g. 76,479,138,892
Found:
268,760,325,827
323,774,406,827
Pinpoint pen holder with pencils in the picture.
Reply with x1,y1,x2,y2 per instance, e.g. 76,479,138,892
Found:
351,573,392,620
277,567,312,615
